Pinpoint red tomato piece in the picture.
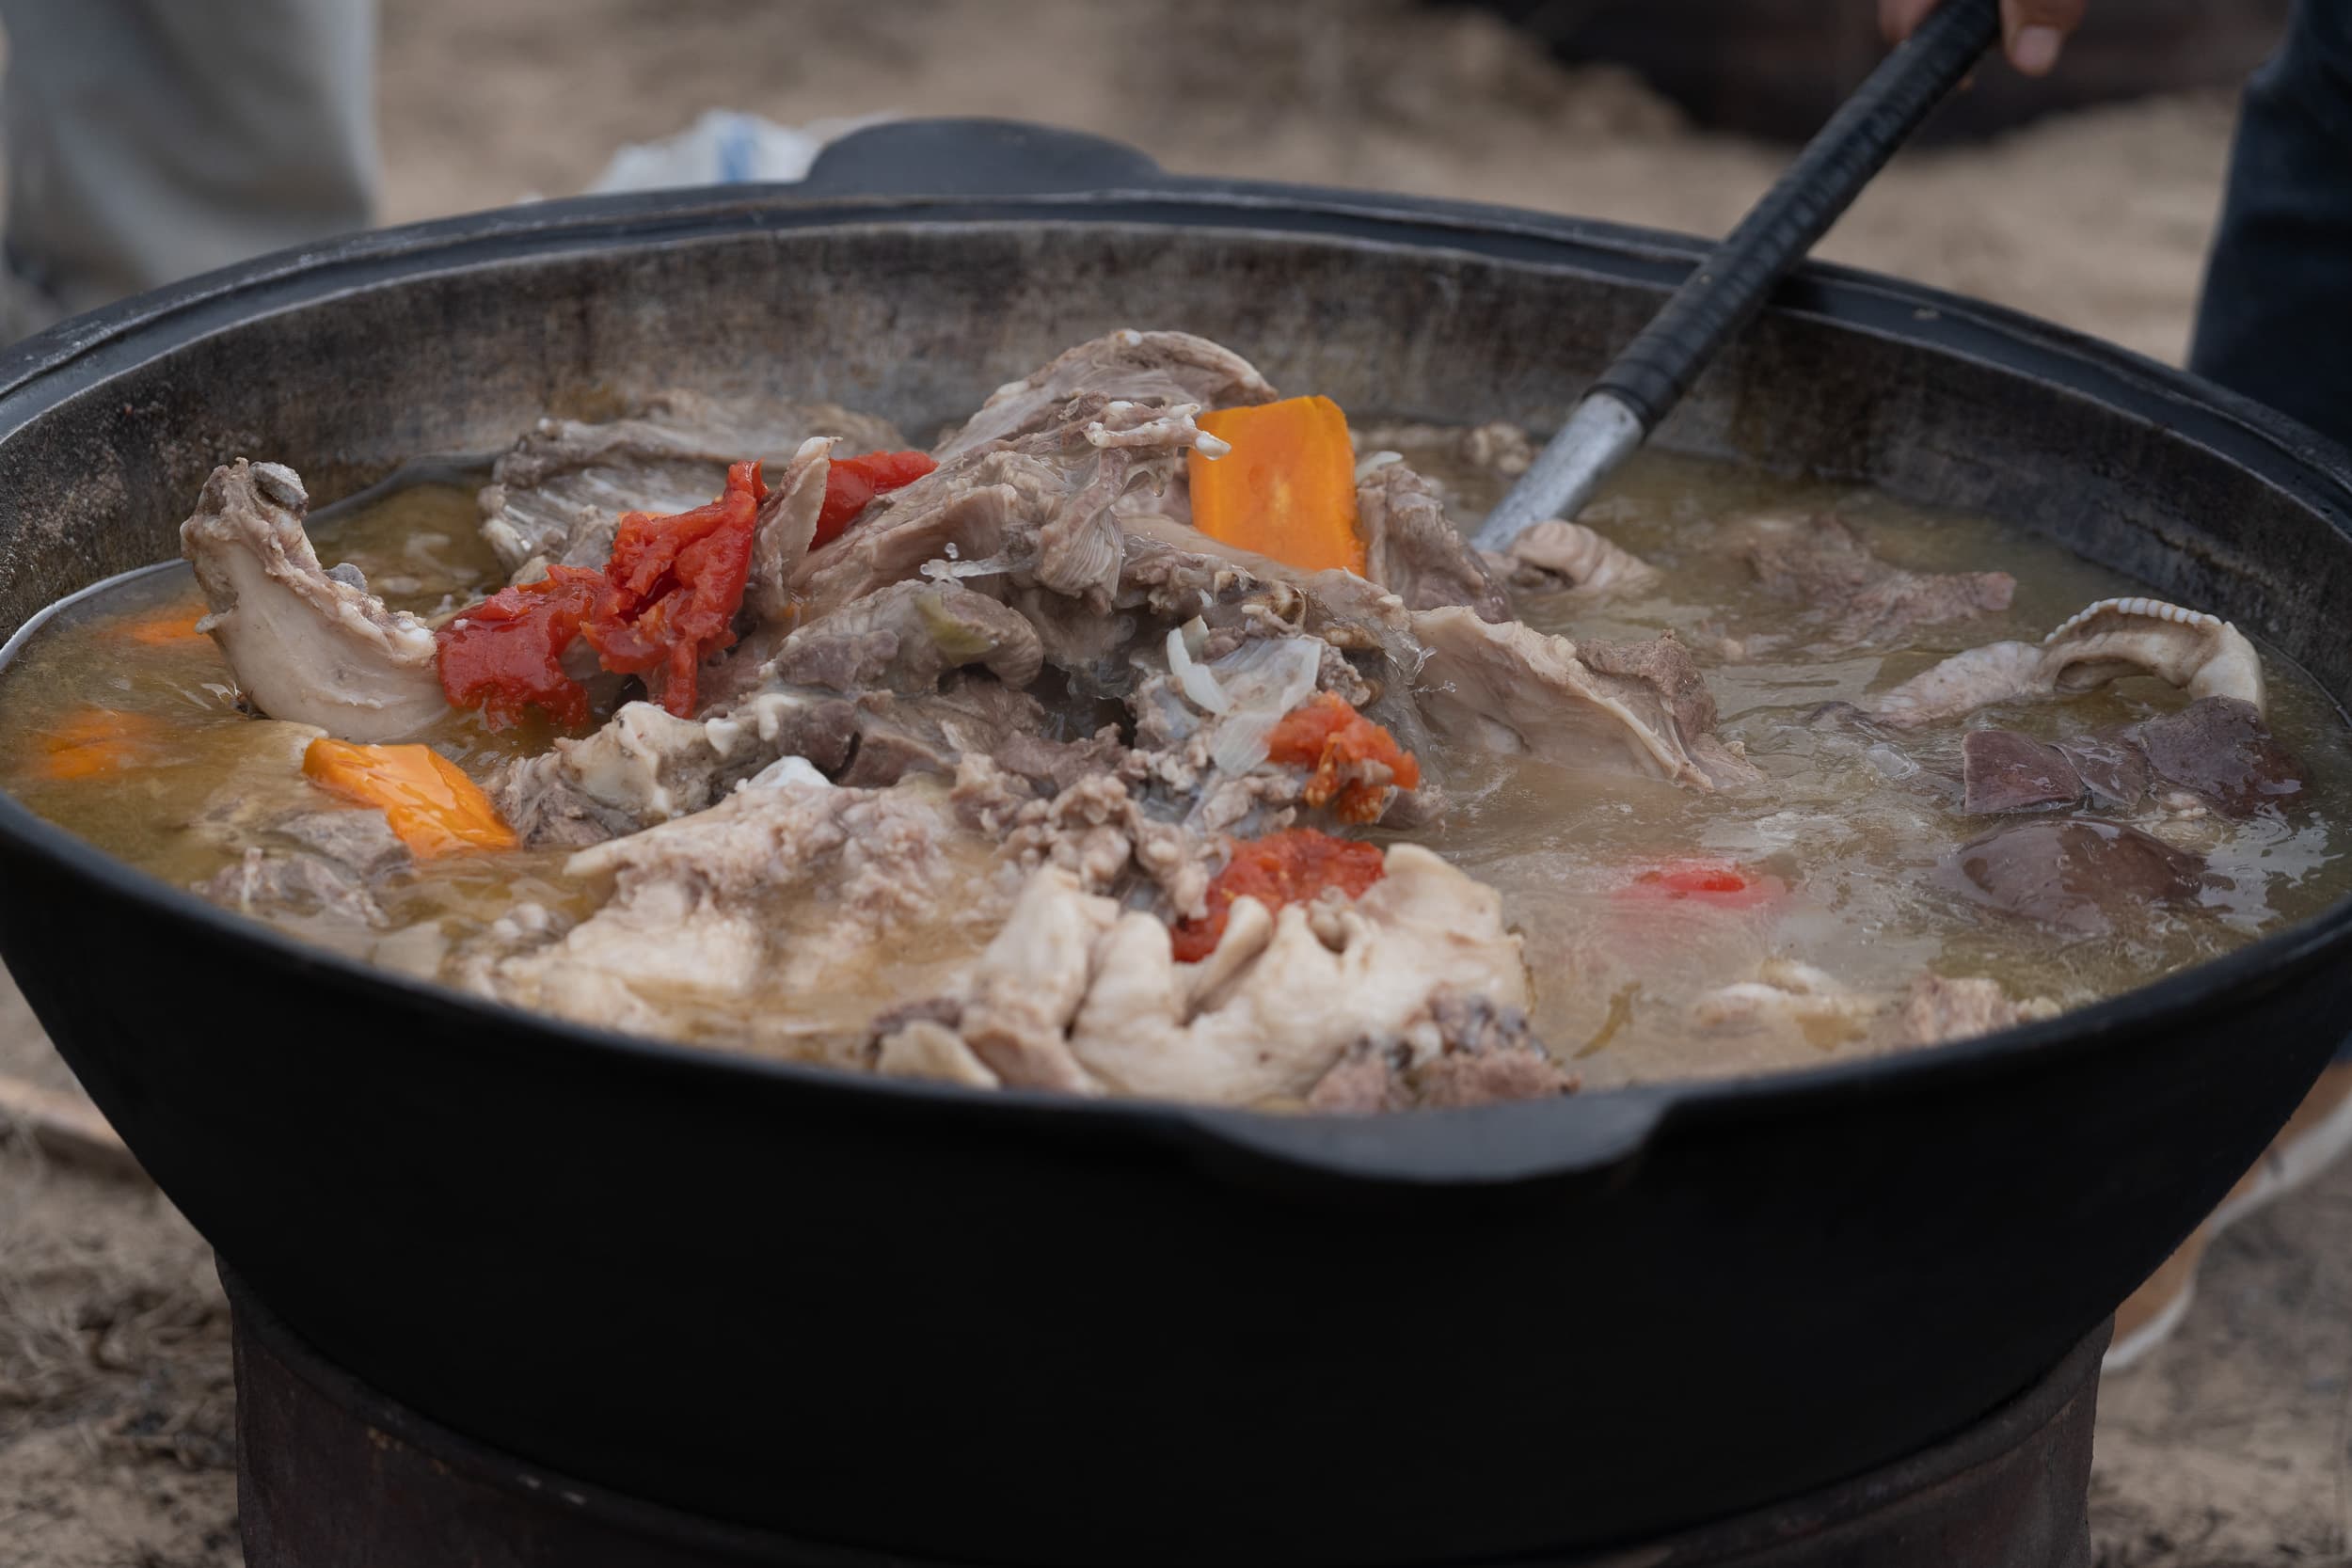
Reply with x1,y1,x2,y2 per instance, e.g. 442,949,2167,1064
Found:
582,459,766,718
1264,691,1422,824
1170,828,1386,963
813,450,938,547
1613,861,1785,911
435,564,605,730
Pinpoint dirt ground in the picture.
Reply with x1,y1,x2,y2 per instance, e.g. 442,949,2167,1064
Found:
1,2,2335,1564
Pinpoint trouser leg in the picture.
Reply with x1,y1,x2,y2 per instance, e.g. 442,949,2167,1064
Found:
2188,0,2352,452
0,0,378,319
2188,1,2352,1069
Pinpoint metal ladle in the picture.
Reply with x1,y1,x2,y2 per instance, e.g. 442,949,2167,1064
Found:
1473,0,2004,553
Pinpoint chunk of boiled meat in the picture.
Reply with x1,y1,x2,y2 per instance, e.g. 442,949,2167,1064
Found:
771,580,1043,694
792,393,1220,623
200,847,386,927
489,701,772,847
1409,608,1760,789
1731,513,2014,645
882,842,1528,1106
1960,730,2084,815
931,330,1276,461
179,460,448,741
194,743,408,928
1308,993,1577,1113
746,436,834,623
269,808,411,878
1692,960,1882,1047
1491,519,1660,596
1350,420,1534,483
965,759,1221,923
478,390,901,578
489,693,866,847
987,729,1130,796
871,1015,999,1089
490,775,967,1036
1947,817,2210,935
1059,843,1530,1104
1868,597,2265,729
490,665,1052,849
951,864,1116,1093
832,678,1052,789
1898,975,2059,1046
2132,696,2304,817
1357,461,1511,622
2053,734,2149,811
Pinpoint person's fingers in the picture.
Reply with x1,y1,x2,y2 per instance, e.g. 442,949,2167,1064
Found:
1879,0,1942,43
2003,0,2089,74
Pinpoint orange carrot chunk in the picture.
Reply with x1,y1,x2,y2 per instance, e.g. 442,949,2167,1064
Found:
1189,395,1365,576
1170,828,1386,963
114,606,210,648
302,737,516,858
1264,691,1421,825
30,708,165,780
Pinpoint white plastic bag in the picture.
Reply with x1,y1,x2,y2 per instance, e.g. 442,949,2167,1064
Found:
586,110,896,195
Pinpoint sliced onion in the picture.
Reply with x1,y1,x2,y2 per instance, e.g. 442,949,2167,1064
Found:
1167,626,1232,714
1207,638,1323,775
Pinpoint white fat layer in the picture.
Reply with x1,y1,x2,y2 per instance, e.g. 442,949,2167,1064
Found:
742,755,832,791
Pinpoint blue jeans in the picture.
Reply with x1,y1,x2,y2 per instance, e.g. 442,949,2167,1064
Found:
2189,0,2352,1065
2190,0,2352,452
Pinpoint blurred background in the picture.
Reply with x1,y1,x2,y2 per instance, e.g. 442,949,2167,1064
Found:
0,0,2296,363
1,4,2333,1567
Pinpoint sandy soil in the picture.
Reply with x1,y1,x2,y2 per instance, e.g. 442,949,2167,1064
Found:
374,0,2239,366
2,2,2332,1564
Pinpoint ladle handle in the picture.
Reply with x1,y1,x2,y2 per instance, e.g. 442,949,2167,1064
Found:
1594,0,2001,426
1594,0,2000,425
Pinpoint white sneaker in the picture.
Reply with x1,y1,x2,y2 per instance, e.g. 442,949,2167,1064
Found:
2105,1060,2352,1372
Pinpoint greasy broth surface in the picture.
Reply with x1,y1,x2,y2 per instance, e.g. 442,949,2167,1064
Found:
6,448,2350,1088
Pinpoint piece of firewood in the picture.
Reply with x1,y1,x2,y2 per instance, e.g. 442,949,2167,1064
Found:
0,1072,147,1181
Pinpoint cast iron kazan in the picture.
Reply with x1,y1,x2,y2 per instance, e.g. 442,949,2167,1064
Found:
2,121,2348,1567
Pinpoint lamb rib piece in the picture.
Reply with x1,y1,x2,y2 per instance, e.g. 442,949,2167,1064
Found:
180,460,448,742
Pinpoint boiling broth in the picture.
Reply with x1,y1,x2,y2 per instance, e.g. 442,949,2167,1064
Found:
6,445,2347,1088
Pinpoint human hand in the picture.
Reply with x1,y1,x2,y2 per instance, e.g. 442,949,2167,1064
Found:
1880,0,2087,76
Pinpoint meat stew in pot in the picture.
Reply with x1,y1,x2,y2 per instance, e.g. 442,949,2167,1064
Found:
4,329,2346,1108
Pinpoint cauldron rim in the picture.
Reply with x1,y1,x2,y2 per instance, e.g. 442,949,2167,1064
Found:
1,146,2348,1189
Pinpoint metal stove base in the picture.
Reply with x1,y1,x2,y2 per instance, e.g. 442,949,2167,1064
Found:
231,1271,2103,1568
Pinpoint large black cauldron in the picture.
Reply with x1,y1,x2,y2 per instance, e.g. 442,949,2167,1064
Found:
2,122,2348,1566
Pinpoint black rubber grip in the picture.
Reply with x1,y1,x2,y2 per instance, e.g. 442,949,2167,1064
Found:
1592,0,2001,428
